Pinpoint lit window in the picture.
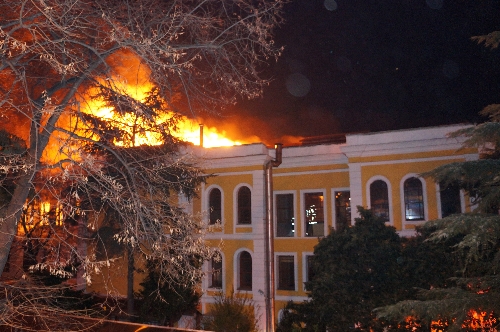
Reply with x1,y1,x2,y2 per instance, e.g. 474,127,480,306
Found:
237,186,251,224
210,254,222,289
335,191,351,231
370,180,390,221
440,181,461,218
304,192,324,237
24,199,64,228
209,188,221,225
239,251,252,290
278,255,295,290
404,177,425,221
276,194,294,237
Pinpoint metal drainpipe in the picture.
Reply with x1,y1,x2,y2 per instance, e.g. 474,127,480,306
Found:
199,124,204,147
265,143,282,332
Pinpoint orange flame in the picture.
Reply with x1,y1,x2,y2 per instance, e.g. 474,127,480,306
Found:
462,309,497,330
80,81,245,148
32,49,262,164
403,310,498,332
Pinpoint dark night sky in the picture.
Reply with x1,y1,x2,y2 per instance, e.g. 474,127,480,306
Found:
202,0,500,146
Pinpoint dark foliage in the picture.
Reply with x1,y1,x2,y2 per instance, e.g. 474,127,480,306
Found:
276,207,461,331
0,130,27,212
136,260,200,326
377,108,500,331
278,207,402,331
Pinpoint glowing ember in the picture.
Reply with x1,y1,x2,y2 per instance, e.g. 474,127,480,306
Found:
462,309,497,330
403,310,498,331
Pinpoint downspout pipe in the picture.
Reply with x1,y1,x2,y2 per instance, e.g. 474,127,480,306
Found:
199,124,204,148
265,143,282,332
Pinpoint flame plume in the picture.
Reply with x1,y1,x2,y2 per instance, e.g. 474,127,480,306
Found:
79,82,245,148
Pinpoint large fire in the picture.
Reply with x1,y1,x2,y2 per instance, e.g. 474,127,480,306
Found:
87,102,244,148
38,50,267,163
80,81,245,148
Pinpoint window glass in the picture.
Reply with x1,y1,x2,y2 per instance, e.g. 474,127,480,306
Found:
239,251,252,290
276,194,294,237
209,188,221,225
370,180,390,221
304,192,324,237
440,181,461,218
404,177,425,221
335,191,351,231
278,255,295,290
306,255,315,283
210,254,222,288
237,186,251,224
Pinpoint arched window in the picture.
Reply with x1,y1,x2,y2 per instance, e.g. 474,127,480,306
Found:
237,186,251,224
239,251,252,290
210,253,222,288
404,177,425,221
370,180,390,221
209,188,222,225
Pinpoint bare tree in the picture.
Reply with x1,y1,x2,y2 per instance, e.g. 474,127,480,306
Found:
0,0,283,329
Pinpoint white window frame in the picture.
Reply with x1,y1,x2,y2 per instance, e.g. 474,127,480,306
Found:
204,184,224,228
302,252,314,291
233,183,253,229
400,174,428,227
301,189,327,237
234,248,253,293
274,190,297,238
205,250,225,291
366,176,393,225
436,182,466,219
331,187,351,230
275,252,298,292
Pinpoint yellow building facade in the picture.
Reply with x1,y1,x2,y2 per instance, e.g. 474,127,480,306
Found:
3,124,476,330
194,124,478,331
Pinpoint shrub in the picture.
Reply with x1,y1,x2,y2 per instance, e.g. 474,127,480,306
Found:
202,290,258,332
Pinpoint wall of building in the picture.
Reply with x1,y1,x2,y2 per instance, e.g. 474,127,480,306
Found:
195,124,478,331
3,125,476,331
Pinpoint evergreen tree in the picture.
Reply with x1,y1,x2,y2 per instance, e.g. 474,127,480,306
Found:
285,207,403,331
0,1,284,329
424,106,500,213
137,259,201,326
376,108,500,331
276,208,460,332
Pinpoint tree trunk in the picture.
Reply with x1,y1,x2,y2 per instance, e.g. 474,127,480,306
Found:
0,172,35,276
126,244,135,317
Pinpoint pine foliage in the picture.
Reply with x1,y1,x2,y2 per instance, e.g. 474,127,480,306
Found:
377,108,500,331
425,107,500,213
137,260,200,326
285,207,403,331
376,214,500,331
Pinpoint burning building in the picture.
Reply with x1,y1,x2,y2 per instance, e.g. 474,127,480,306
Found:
1,122,479,330
188,123,477,331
